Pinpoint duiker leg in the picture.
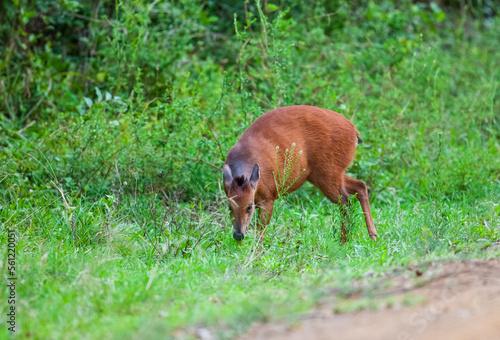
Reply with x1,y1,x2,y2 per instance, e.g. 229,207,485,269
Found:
338,194,351,243
257,201,274,243
311,176,350,243
343,175,378,241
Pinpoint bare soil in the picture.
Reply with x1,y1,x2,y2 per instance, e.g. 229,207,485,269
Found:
242,259,500,340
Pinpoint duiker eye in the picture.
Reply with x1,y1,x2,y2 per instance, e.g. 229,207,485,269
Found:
246,204,253,213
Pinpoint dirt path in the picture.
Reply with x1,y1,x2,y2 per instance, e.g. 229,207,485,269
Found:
243,260,500,340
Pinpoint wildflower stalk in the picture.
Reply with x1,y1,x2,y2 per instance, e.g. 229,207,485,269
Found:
273,142,306,198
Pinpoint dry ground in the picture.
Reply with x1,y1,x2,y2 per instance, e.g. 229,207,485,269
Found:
243,259,500,340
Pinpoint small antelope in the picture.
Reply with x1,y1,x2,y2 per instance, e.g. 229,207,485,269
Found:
222,105,378,242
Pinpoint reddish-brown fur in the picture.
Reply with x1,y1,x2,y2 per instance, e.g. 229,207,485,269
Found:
222,105,378,242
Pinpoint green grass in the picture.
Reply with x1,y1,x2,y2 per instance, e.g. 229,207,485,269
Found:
2,184,499,339
1,1,500,339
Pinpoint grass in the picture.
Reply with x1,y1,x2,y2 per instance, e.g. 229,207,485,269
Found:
1,2,500,339
2,181,499,339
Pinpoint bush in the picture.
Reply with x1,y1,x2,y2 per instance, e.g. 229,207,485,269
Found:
1,1,499,204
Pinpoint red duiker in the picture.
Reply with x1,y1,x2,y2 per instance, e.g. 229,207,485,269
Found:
222,105,378,242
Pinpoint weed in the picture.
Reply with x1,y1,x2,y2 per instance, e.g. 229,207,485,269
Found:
273,143,306,198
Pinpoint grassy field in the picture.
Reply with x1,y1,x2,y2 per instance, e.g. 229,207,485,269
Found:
1,1,499,339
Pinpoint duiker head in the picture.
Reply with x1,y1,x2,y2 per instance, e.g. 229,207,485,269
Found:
222,164,260,241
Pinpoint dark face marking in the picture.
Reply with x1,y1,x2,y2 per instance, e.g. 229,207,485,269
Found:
223,164,260,241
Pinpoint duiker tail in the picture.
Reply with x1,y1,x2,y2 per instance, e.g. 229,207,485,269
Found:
356,130,362,146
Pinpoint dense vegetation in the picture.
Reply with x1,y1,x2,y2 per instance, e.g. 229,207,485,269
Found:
1,1,499,339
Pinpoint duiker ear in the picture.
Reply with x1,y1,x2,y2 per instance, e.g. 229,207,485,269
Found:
223,164,233,188
249,163,260,189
